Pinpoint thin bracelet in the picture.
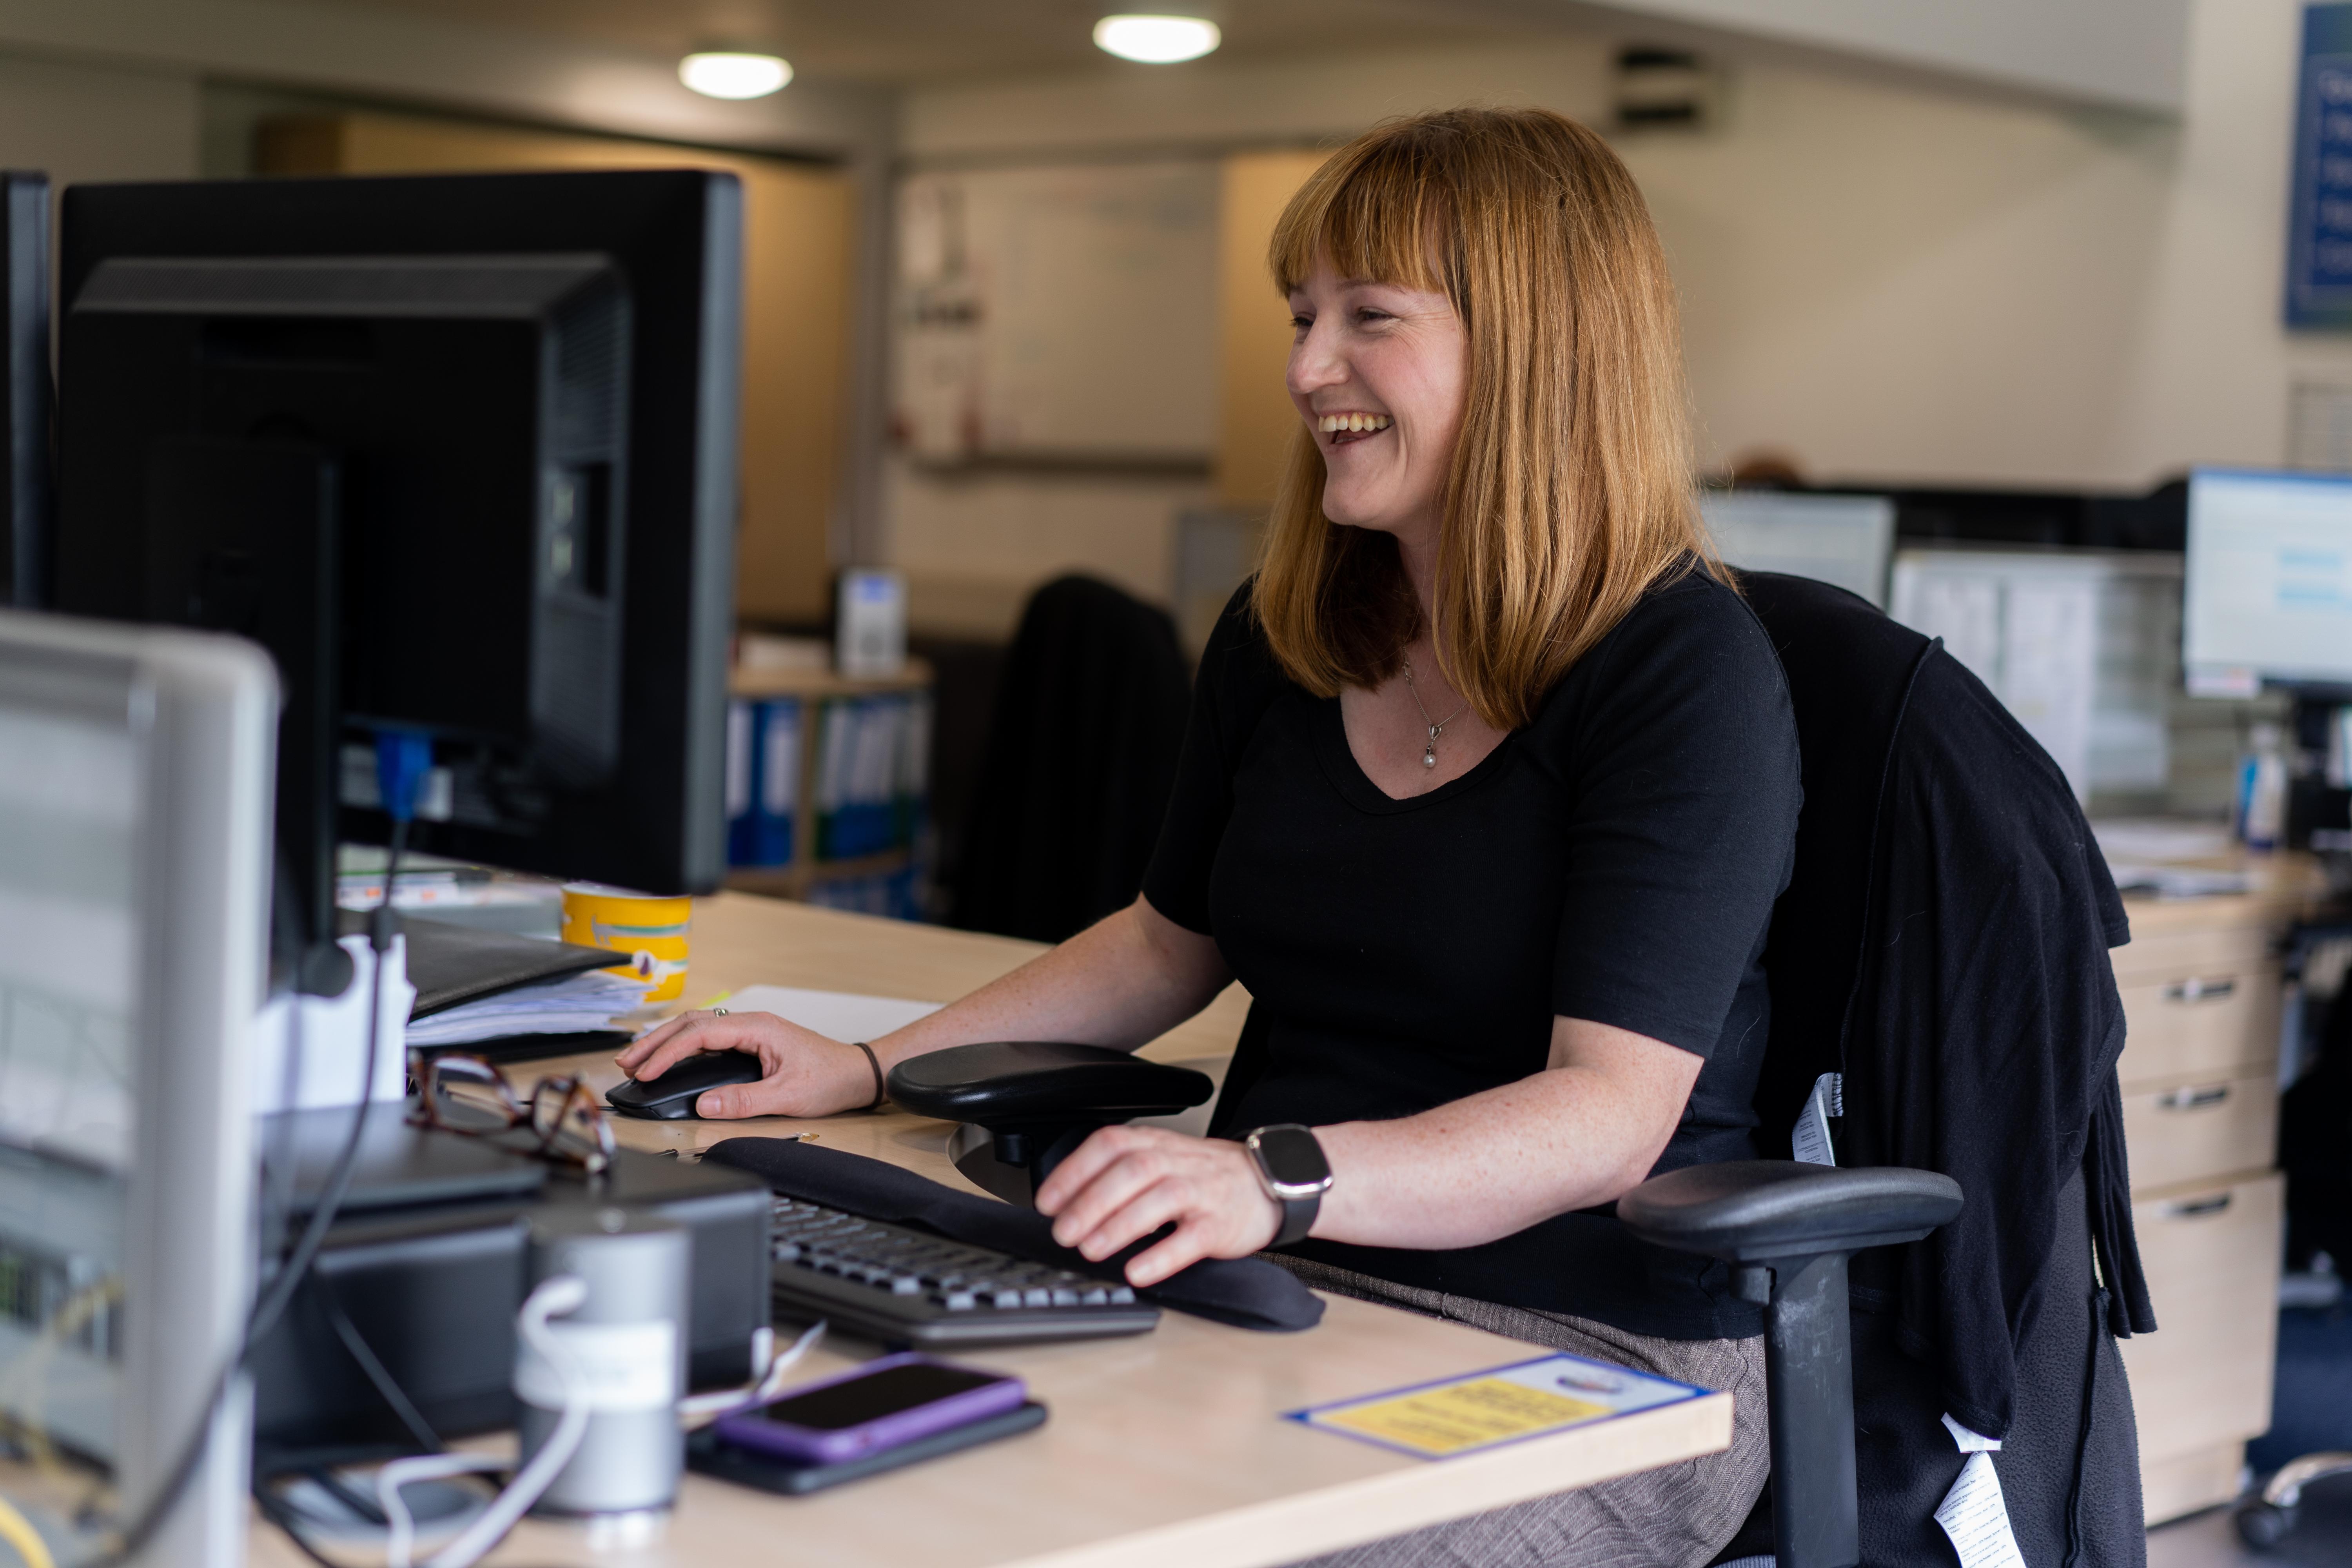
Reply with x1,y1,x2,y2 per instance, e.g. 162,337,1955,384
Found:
851,1042,886,1111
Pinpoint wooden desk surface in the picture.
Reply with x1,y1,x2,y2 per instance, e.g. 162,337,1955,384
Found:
250,893,1732,1568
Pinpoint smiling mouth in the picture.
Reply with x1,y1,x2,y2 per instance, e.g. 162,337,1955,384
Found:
1318,412,1391,446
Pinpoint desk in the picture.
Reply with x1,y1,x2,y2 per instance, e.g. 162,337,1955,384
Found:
250,893,1732,1568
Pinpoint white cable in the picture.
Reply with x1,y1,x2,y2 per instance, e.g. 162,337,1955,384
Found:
376,1453,505,1568
381,1274,592,1568
677,1319,826,1427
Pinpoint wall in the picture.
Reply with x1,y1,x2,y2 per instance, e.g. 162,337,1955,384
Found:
1598,0,2189,114
0,52,196,185
886,0,2343,619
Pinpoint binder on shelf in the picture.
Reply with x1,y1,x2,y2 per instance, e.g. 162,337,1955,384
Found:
815,694,928,862
726,696,800,868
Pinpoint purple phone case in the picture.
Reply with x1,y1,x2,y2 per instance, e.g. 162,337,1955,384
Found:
711,1353,1028,1465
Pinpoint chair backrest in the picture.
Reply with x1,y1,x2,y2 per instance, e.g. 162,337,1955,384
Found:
1733,570,1935,1152
949,574,1192,943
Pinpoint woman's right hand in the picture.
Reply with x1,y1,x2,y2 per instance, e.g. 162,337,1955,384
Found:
613,1009,878,1119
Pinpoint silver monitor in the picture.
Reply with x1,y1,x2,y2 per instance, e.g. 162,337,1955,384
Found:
1699,491,1896,608
0,610,275,1566
2183,466,2352,694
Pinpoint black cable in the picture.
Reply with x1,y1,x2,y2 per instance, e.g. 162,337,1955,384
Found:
317,1270,442,1456
93,819,410,1566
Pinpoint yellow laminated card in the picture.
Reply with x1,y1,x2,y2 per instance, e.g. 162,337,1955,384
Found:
1289,1353,1705,1461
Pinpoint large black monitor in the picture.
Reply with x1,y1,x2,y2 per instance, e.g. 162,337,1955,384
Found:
47,169,742,956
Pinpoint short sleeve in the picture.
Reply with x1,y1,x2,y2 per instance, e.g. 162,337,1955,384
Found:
1543,580,1801,1056
1141,584,1274,934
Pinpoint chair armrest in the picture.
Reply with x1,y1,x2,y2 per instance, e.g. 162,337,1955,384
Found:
1618,1160,1963,1264
886,1042,1214,1126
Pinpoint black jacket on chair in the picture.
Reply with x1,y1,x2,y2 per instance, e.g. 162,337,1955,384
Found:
949,575,1192,944
1740,571,2156,1567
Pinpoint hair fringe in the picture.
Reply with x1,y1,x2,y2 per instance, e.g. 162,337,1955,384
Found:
1253,107,1723,728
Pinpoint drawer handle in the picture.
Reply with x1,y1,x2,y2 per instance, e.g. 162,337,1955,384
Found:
2163,976,2237,1003
2156,1084,2231,1111
2164,1194,2233,1218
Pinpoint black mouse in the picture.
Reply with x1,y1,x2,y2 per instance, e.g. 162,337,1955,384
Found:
605,1051,766,1121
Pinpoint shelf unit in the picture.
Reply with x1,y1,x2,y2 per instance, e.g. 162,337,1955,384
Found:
724,659,933,915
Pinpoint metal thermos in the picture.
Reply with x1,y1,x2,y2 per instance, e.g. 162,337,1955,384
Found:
517,1208,690,1517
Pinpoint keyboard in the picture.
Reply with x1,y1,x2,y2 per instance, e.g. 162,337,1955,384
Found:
768,1197,1161,1347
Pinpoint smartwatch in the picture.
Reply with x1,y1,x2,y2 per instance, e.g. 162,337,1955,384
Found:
1242,1124,1332,1248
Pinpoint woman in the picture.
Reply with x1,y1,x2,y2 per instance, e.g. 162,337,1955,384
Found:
622,107,1799,1568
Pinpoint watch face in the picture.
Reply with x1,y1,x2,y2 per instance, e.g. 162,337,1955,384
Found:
1253,1125,1330,1189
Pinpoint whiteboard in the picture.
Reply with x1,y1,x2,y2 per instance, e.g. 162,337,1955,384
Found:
896,161,1217,464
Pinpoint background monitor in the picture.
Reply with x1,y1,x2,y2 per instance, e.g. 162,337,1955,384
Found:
1698,490,1896,608
47,170,742,957
2,171,47,609
0,608,276,1566
2183,466,2352,694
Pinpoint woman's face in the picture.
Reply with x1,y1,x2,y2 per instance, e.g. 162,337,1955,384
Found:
1285,261,1467,544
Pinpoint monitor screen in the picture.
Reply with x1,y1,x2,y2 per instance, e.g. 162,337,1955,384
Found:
1698,491,1895,608
2183,467,2352,693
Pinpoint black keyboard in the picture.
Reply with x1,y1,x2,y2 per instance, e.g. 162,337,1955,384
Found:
768,1197,1161,1347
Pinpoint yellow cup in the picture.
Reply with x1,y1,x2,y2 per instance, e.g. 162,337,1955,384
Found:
560,883,692,1004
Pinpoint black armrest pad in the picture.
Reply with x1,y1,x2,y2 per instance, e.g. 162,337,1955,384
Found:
886,1042,1214,1126
1618,1160,1964,1264
704,1137,1323,1332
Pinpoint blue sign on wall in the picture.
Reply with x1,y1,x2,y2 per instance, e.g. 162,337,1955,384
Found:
2291,4,2352,327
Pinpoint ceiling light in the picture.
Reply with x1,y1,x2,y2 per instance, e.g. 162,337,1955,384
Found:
1093,15,1221,64
679,51,793,100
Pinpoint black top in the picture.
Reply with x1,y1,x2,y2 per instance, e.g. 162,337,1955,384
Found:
1144,570,1801,1339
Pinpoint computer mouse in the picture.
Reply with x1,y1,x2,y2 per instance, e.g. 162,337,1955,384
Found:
605,1051,766,1121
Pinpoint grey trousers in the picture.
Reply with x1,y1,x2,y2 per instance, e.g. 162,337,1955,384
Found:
1273,1257,1771,1568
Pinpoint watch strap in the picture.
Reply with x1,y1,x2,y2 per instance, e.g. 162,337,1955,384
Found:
1270,1191,1319,1249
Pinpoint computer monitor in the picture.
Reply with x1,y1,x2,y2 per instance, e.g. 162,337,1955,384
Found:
0,608,275,1566
2182,467,2352,695
46,170,742,958
1697,490,1896,608
1,171,48,608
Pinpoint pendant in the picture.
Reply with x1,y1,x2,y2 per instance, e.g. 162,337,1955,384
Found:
1423,724,1440,769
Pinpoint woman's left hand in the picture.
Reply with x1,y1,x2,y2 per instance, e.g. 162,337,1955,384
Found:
1033,1126,1284,1289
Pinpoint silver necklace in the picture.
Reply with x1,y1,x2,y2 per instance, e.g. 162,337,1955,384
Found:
1401,657,1471,770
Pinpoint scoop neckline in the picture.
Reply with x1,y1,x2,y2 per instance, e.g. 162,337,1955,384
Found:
1308,694,1520,815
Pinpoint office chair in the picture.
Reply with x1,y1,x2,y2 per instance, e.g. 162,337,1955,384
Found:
2242,943,2352,1550
947,575,1192,944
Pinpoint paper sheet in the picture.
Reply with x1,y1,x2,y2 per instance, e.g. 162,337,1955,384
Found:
704,984,942,1044
1936,1414,2026,1568
1290,1353,1702,1461
1791,1072,1843,1167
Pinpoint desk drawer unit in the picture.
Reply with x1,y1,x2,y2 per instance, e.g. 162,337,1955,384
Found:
2114,963,2281,1086
2110,926,2272,988
2119,1173,2284,1523
2118,1071,2279,1192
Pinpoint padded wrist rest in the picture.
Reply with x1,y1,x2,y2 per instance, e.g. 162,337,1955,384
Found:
886,1041,1214,1125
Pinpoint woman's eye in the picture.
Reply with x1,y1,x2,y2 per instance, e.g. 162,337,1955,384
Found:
1354,308,1392,325
1289,314,1312,331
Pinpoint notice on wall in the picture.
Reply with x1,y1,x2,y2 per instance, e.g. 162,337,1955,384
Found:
2289,3,2352,328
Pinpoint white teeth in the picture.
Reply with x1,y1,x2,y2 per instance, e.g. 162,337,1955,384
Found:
1318,413,1391,434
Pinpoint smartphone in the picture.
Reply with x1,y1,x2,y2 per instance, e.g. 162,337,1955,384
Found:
710,1353,1027,1466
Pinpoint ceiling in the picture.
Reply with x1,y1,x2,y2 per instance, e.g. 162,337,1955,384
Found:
276,0,1558,86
